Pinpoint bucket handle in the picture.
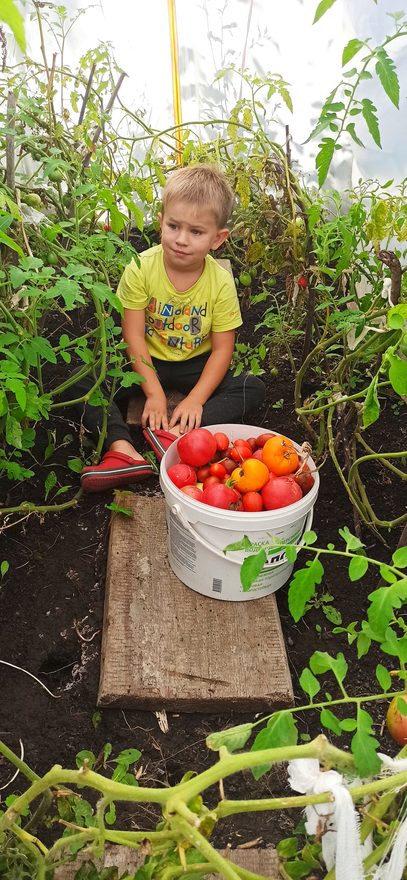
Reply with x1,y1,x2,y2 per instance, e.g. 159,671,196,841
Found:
171,504,314,569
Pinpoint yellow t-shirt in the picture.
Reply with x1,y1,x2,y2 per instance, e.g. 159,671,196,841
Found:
117,244,242,361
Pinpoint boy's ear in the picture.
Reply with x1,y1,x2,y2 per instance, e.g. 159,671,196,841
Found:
212,228,229,250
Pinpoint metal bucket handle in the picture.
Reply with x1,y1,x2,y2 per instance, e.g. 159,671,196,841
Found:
171,504,314,569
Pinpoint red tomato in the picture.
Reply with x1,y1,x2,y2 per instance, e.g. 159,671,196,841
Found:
252,449,264,461
214,431,230,451
246,437,258,451
255,432,276,448
223,458,237,475
242,491,264,512
167,464,197,489
103,223,112,232
203,475,221,489
386,695,407,745
180,485,203,501
178,428,217,467
209,462,227,479
230,444,252,462
261,476,303,510
202,483,240,510
293,463,315,495
298,274,308,289
196,466,211,482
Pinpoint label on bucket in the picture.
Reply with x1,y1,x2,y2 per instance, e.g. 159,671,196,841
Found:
169,510,197,571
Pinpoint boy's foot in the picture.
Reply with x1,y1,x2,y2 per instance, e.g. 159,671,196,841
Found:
143,428,177,462
81,451,154,493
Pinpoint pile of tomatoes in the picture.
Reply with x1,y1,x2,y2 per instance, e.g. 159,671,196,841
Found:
165,428,315,512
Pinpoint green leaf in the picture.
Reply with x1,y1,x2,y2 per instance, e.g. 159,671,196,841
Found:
224,535,253,553
105,502,133,518
113,748,141,767
288,559,324,622
75,750,96,769
302,530,318,546
387,352,407,396
120,371,145,388
316,138,336,187
342,38,364,66
1,560,9,578
361,98,381,147
299,667,320,702
206,723,253,753
309,651,348,687
388,303,407,329
313,0,337,24
339,717,357,732
0,229,24,256
396,697,407,716
352,709,381,776
44,470,57,500
338,526,365,552
5,378,26,412
357,631,371,659
250,712,298,779
240,549,267,592
375,47,399,108
348,554,369,582
320,707,341,735
362,373,380,428
392,547,407,569
346,122,365,147
68,458,84,473
368,583,407,638
375,663,391,692
277,838,298,858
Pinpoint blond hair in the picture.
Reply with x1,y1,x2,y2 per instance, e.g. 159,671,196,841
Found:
162,164,235,228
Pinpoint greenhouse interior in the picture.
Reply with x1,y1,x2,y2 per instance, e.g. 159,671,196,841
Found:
0,1,406,878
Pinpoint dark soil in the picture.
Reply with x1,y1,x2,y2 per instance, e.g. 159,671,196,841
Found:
0,292,405,855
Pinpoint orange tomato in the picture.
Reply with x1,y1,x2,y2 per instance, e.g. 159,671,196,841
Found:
262,435,299,476
231,458,270,493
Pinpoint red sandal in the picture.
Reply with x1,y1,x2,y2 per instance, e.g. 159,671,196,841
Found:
143,428,177,462
80,451,154,493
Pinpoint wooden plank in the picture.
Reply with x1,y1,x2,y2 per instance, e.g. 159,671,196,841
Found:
98,496,293,711
126,258,233,427
55,844,279,879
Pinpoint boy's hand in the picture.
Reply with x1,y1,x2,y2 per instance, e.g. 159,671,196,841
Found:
170,396,203,434
142,393,169,431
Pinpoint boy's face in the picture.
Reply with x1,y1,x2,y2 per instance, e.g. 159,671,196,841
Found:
159,200,229,272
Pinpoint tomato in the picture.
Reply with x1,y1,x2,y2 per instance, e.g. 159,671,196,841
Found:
242,491,264,512
103,223,112,231
202,483,240,510
196,466,211,482
48,167,64,182
255,432,276,448
252,449,263,461
209,462,227,479
386,695,407,745
293,463,315,496
262,436,299,476
230,444,252,462
298,274,308,289
46,252,58,266
246,437,257,451
178,428,217,467
222,458,236,475
261,476,303,510
180,485,203,501
231,458,270,493
203,475,221,489
167,464,197,489
239,271,252,287
214,431,229,451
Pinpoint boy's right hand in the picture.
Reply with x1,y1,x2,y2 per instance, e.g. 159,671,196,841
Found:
141,392,169,432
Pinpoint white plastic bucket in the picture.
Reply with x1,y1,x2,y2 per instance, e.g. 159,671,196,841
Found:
159,424,319,602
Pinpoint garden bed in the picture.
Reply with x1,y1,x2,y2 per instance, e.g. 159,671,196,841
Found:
0,342,403,848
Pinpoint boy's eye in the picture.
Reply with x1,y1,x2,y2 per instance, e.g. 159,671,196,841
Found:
191,229,202,235
168,222,177,229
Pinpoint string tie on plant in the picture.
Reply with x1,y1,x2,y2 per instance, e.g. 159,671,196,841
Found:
287,758,365,879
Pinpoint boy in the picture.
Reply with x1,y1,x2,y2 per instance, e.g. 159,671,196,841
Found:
79,164,265,491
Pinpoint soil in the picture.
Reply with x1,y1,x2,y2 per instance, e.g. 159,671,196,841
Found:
0,288,405,858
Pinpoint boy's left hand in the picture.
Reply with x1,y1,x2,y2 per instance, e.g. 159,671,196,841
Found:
169,396,203,434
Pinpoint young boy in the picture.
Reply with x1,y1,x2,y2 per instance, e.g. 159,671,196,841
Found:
79,164,265,491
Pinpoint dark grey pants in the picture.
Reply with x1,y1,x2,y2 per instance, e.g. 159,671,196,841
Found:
64,353,266,450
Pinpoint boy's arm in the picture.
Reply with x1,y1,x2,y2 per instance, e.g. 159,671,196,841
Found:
169,329,235,434
122,308,169,431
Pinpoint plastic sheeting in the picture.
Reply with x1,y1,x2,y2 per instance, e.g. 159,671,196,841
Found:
12,0,407,186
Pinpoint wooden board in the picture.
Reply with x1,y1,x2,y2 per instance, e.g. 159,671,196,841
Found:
55,844,279,879
98,495,293,711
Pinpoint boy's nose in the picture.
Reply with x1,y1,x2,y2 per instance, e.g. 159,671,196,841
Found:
175,227,188,245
